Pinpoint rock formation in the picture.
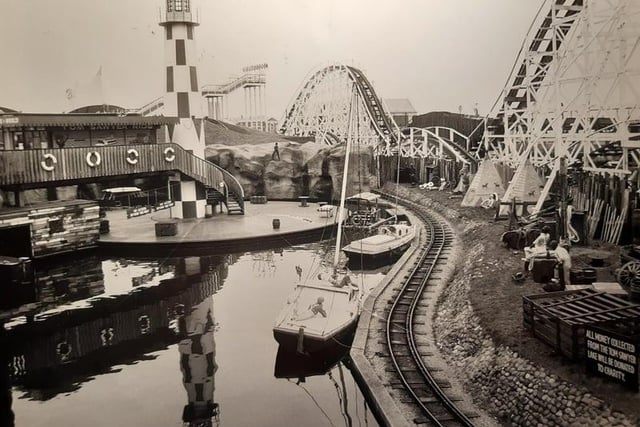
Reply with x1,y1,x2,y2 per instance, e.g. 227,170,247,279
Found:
205,140,377,201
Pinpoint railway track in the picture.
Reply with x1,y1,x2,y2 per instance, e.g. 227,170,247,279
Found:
376,190,475,427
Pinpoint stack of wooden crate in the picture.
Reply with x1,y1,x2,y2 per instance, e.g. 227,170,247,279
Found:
523,289,640,360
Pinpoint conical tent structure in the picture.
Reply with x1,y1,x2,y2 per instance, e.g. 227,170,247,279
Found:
499,160,545,216
461,160,505,207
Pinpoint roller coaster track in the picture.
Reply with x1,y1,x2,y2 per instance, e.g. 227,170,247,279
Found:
376,189,475,427
345,66,397,143
280,64,398,146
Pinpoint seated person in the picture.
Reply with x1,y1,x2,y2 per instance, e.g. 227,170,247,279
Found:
335,274,352,288
523,227,551,273
548,240,571,286
480,193,499,209
293,296,327,321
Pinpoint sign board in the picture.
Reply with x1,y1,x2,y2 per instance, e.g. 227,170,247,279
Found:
585,326,639,391
0,117,19,125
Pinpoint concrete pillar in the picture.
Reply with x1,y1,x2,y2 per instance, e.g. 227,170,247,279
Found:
244,88,249,119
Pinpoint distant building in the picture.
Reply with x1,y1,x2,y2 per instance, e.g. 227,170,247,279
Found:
384,99,417,127
0,112,176,150
411,111,483,144
235,116,279,133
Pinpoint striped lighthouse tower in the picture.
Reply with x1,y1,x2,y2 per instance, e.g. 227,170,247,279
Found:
160,0,207,219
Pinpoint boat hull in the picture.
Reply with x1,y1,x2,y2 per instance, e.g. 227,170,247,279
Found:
273,315,358,354
343,239,412,269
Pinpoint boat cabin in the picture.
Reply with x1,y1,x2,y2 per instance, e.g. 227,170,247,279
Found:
99,187,151,208
345,192,393,227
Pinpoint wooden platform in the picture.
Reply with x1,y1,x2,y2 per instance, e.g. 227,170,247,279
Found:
98,202,342,256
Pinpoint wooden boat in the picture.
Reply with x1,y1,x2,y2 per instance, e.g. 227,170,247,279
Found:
342,217,416,269
272,279,360,354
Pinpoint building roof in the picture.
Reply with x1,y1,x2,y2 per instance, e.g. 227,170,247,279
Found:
384,99,417,114
0,106,17,113
68,104,126,114
0,113,178,128
411,111,483,140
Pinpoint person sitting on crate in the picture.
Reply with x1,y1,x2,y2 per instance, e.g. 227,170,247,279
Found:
523,225,551,273
549,239,572,287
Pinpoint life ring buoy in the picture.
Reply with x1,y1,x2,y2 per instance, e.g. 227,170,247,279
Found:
86,151,101,167
138,314,151,335
164,146,176,162
352,215,361,226
40,153,57,172
126,148,139,165
56,341,72,361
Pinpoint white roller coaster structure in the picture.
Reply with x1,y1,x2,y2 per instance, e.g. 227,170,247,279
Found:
484,0,640,175
280,64,473,165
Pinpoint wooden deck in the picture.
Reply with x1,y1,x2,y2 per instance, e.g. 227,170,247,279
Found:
98,202,343,256
0,143,243,206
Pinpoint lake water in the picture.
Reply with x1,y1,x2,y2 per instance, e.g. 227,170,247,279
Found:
1,242,385,427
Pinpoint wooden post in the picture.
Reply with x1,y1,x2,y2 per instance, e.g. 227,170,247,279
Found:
296,327,305,354
559,157,568,241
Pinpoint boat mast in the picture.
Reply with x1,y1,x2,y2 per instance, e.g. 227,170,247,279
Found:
394,147,401,218
333,86,356,267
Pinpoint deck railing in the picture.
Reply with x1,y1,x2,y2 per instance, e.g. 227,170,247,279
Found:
0,143,244,211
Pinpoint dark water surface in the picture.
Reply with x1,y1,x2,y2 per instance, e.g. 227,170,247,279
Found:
2,243,384,427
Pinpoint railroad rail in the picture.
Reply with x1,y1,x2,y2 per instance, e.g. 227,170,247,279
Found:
376,189,475,427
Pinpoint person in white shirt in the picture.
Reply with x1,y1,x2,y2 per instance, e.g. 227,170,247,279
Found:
549,240,571,286
524,225,552,272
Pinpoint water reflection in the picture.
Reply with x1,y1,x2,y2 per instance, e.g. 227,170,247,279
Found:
274,342,371,427
178,293,219,427
1,255,231,404
1,245,381,427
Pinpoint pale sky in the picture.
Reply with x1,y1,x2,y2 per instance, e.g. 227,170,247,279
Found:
0,0,542,119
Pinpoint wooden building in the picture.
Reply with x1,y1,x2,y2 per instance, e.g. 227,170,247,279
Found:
0,112,176,151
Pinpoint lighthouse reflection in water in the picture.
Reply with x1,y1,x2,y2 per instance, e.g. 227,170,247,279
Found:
177,258,220,427
2,243,381,427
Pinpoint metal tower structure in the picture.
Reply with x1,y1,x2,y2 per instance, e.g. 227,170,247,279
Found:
485,0,640,209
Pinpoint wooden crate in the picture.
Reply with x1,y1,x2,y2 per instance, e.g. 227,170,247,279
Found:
523,289,640,360
155,220,178,237
250,196,268,204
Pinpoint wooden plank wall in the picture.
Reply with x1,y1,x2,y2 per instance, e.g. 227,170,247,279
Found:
0,201,100,258
572,172,638,245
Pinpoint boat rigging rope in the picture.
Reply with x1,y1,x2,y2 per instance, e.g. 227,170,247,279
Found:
338,363,354,427
287,379,337,427
328,367,351,427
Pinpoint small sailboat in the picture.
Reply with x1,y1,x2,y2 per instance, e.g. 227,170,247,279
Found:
271,276,360,353
342,213,416,269
273,91,362,354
